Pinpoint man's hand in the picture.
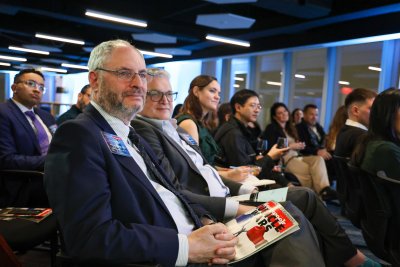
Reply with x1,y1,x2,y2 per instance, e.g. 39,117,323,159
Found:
188,223,237,264
219,166,250,182
317,148,332,160
267,144,290,160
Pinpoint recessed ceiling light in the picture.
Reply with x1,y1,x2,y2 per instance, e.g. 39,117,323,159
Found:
41,67,67,73
0,62,11,66
85,9,147,28
266,81,282,86
61,63,89,70
35,33,85,45
8,46,50,55
234,77,244,81
206,34,250,47
338,81,350,85
138,50,173,59
0,54,27,62
233,84,240,88
368,66,381,72
294,74,306,79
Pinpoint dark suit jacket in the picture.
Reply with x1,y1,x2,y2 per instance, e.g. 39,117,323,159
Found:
296,120,326,155
132,117,243,221
334,125,366,158
56,104,82,125
0,99,56,170
44,104,207,266
0,99,56,207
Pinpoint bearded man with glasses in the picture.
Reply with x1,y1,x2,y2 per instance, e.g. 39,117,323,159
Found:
0,68,57,207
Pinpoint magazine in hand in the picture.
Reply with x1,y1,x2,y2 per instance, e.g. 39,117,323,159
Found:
0,207,52,223
226,201,299,263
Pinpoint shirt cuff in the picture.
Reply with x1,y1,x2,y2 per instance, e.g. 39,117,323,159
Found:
175,234,189,266
224,198,239,221
238,184,257,195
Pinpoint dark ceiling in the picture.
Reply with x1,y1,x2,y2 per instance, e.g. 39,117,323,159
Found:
0,0,400,74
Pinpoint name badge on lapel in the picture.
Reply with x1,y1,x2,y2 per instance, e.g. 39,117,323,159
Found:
101,131,130,157
180,133,198,146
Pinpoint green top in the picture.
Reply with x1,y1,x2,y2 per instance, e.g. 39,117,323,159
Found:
361,140,400,179
176,114,220,165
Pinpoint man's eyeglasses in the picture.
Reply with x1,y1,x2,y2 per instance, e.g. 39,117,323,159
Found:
96,68,149,83
147,90,178,102
249,103,262,110
16,80,46,94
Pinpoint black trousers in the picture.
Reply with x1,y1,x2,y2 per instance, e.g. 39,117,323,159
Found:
286,187,357,267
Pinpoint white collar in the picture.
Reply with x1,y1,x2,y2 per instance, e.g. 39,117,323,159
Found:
345,119,368,131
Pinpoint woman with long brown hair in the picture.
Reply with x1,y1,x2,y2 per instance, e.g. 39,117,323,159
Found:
176,75,221,165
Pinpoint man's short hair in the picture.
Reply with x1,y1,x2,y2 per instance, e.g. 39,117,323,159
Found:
147,68,170,80
87,39,142,71
80,84,91,94
230,89,259,114
303,104,318,113
13,68,44,83
344,88,377,110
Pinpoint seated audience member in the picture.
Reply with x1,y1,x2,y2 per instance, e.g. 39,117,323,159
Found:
175,76,249,180
134,69,266,221
261,102,336,200
353,88,400,178
56,84,92,125
45,39,327,267
133,72,380,267
325,105,348,153
296,104,331,160
291,108,303,125
176,75,221,165
335,88,377,158
214,89,293,186
0,68,56,207
296,104,339,182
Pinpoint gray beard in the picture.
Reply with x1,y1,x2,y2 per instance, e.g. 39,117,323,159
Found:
96,83,143,124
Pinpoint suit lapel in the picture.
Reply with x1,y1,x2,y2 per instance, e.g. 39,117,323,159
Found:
136,117,204,176
7,100,41,152
84,105,174,218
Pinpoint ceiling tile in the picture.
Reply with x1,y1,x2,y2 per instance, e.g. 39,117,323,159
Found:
132,33,177,44
154,48,192,56
196,13,255,29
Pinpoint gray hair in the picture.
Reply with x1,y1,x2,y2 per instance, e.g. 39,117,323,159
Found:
147,68,170,79
87,39,142,71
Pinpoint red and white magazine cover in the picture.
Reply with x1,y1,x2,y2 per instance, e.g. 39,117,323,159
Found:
225,201,299,263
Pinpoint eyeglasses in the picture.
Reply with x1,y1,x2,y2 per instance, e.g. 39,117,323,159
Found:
249,103,262,110
147,90,178,102
96,68,148,83
16,80,46,94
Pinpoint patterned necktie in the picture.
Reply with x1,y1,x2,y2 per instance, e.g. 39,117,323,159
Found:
25,111,49,155
128,127,202,228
